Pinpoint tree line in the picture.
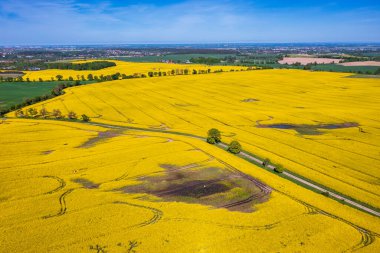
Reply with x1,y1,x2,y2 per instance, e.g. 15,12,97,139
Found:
46,61,116,70
14,107,90,122
0,66,257,83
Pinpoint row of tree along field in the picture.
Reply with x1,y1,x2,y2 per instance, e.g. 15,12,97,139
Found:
14,107,90,122
46,61,116,70
0,66,257,82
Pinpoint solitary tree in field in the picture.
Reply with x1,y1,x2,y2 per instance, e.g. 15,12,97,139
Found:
207,128,221,144
262,158,270,167
228,140,242,154
15,109,25,118
56,75,63,81
87,74,94,81
68,76,74,81
81,114,90,122
27,108,38,117
274,164,284,173
52,109,63,119
67,111,77,120
39,78,43,82
40,108,49,118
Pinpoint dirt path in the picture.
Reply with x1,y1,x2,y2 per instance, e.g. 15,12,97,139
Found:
84,121,380,218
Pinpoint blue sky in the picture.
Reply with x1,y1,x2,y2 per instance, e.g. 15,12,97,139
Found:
1,0,380,45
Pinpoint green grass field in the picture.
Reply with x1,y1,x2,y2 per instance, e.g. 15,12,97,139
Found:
311,64,379,74
255,63,379,74
0,82,58,110
0,81,95,110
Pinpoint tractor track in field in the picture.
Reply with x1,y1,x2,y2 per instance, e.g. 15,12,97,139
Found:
43,176,66,194
276,189,379,251
0,176,67,203
114,201,163,227
42,189,75,219
163,217,281,231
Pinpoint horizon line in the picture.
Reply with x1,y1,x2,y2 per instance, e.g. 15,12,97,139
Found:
2,42,380,47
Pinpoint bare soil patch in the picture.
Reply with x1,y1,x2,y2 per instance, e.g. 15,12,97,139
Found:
41,150,54,155
339,61,380,67
241,98,259,103
0,71,24,78
72,178,99,189
346,74,380,79
77,130,123,148
278,57,341,65
118,164,270,212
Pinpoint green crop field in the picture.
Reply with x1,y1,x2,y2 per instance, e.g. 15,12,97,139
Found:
0,81,94,110
311,64,379,74
254,63,379,74
0,82,58,110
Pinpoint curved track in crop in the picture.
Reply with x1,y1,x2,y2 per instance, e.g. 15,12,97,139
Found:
42,176,66,195
42,189,75,219
114,201,163,227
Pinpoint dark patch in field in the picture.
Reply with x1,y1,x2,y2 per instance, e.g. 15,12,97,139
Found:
345,74,380,79
257,122,359,135
174,103,197,107
0,72,24,78
72,178,99,189
241,98,259,102
77,130,122,148
41,150,54,155
118,165,270,212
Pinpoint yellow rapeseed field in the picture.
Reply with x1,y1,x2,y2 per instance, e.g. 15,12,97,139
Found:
1,119,379,252
22,60,246,81
17,69,380,210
